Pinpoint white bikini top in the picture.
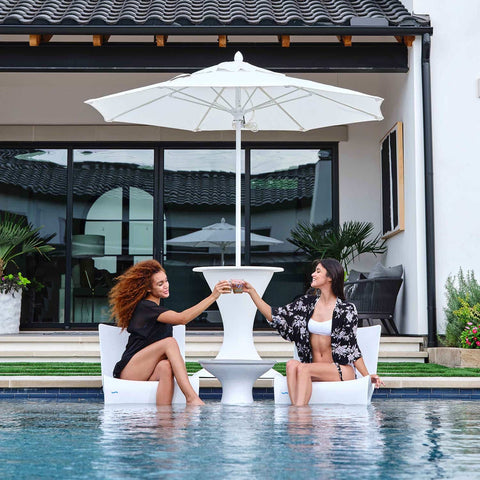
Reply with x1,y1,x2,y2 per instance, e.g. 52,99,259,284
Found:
308,318,332,336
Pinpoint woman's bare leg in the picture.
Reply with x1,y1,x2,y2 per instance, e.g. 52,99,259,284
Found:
294,363,352,406
120,337,204,405
148,359,174,405
286,360,301,405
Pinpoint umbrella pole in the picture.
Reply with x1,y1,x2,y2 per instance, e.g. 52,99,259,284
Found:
234,91,242,268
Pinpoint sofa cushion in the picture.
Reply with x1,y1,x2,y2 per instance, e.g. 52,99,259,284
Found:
347,269,367,282
368,263,403,279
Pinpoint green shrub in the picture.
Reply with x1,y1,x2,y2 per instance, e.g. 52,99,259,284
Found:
443,268,480,347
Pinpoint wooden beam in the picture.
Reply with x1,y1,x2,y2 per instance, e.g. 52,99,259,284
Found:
29,34,52,47
218,35,227,48
93,34,110,47
278,35,290,48
395,35,415,47
155,35,168,47
337,35,352,47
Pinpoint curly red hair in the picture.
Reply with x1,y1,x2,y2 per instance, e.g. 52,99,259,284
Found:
109,259,165,329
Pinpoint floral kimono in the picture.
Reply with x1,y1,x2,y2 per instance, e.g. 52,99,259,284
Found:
270,295,363,365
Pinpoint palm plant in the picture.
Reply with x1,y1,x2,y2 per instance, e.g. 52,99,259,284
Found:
287,219,386,274
0,212,55,278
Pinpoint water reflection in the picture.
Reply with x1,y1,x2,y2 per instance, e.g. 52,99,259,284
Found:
3,401,478,480
97,404,203,477
272,405,384,479
92,401,480,480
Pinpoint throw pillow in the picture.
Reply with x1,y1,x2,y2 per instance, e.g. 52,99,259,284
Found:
368,262,403,279
347,269,367,282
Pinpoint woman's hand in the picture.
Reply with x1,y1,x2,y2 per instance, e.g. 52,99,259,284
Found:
370,374,384,388
211,280,232,299
241,281,255,295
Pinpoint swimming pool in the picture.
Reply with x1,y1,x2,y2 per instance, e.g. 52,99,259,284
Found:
0,400,478,479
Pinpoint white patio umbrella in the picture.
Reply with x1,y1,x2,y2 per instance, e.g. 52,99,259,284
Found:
166,218,283,265
86,52,383,266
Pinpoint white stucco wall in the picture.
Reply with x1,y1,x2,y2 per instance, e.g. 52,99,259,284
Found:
337,62,428,335
409,0,480,332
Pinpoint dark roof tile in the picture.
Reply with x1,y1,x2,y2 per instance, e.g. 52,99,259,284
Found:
0,0,429,27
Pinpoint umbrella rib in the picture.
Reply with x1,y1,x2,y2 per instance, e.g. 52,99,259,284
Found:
242,87,259,112
303,87,381,118
168,88,232,113
109,87,233,123
252,88,309,130
194,87,235,131
242,87,380,128
108,90,176,121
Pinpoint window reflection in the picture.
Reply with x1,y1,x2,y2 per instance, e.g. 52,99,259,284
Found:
251,149,333,327
0,146,334,330
164,150,237,324
72,150,154,324
0,148,67,326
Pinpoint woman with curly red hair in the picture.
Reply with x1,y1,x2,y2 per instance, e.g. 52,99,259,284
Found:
109,259,231,405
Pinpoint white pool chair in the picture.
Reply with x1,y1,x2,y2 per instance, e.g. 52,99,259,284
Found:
273,325,381,405
99,323,200,404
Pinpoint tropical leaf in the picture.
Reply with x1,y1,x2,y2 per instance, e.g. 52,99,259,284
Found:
287,220,386,273
0,212,55,276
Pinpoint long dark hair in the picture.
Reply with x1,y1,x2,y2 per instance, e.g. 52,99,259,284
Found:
313,258,345,301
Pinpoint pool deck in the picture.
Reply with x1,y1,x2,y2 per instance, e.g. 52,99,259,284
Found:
1,375,480,390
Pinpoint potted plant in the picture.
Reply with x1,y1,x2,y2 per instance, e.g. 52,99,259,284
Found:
287,219,386,275
428,268,480,367
0,212,54,334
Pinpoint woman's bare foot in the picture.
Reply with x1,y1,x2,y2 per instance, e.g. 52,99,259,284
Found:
186,395,205,406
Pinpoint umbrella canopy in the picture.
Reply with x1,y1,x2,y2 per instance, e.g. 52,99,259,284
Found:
166,218,282,265
86,52,383,266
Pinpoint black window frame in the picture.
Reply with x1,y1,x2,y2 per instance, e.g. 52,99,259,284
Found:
0,141,338,330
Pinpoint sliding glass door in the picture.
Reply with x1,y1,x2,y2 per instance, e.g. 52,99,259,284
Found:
70,149,154,324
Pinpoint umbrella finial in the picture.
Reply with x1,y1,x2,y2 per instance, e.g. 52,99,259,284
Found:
234,51,243,63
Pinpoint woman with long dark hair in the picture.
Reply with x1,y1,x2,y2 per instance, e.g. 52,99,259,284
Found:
243,258,382,406
109,259,231,405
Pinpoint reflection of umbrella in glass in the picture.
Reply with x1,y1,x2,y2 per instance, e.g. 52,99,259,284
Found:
166,218,282,265
86,52,383,266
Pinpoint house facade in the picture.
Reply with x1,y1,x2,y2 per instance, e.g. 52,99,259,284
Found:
1,0,473,341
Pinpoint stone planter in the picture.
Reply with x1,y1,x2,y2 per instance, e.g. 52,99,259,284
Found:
0,291,22,334
428,347,480,368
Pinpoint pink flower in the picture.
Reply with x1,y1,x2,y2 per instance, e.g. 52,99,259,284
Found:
468,322,473,325
466,339,471,345
473,328,478,334
477,341,480,346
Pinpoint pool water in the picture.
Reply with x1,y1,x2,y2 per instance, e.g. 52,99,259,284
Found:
0,400,478,479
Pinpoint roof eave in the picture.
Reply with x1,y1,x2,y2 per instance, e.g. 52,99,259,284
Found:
0,24,433,36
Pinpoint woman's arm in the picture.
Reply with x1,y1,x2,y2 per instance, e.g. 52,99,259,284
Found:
343,302,384,388
156,280,232,325
242,281,273,322
353,357,384,388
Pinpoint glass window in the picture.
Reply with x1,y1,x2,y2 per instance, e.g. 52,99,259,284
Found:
71,149,154,324
250,148,334,327
164,149,237,326
1,144,335,330
0,148,67,326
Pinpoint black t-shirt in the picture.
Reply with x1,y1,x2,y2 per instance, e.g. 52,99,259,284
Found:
112,299,172,377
